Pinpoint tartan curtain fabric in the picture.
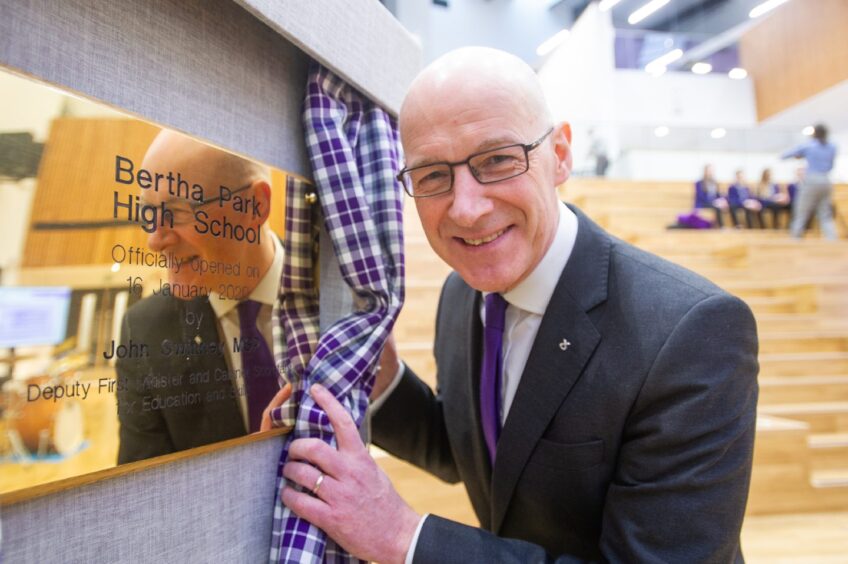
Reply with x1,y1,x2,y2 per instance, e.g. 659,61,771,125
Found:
269,61,405,563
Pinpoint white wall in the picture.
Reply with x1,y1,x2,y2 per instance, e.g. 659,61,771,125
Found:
538,3,618,170
615,149,848,185
612,70,756,129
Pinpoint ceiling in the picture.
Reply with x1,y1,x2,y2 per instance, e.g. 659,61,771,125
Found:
560,0,764,35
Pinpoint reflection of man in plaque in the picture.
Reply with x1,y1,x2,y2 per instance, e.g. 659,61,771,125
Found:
116,130,284,464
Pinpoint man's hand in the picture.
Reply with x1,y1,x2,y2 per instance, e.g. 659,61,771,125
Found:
282,383,420,564
744,198,762,211
371,333,400,401
259,383,292,432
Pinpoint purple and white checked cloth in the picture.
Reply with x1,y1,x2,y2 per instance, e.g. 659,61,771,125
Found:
268,61,405,563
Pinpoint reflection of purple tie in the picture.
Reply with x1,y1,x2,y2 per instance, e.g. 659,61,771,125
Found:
481,293,507,465
238,300,280,432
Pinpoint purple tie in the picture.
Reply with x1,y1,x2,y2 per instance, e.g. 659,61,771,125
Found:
481,292,507,465
238,300,280,432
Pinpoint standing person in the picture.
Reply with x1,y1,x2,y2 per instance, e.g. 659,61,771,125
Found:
782,124,838,240
694,164,730,227
275,47,758,563
587,129,609,177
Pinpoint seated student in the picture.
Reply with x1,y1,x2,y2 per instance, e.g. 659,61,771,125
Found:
693,164,729,227
727,170,764,229
756,168,791,229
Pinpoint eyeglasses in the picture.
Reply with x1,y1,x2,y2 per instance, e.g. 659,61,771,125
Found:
397,128,554,198
142,181,254,226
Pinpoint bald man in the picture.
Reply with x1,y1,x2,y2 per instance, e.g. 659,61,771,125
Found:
279,48,758,563
116,130,284,464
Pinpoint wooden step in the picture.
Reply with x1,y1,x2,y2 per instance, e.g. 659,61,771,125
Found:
759,402,848,433
809,433,848,472
759,332,848,354
749,416,848,514
396,342,436,388
759,352,848,377
747,296,817,315
759,376,848,404
810,469,848,489
755,314,848,333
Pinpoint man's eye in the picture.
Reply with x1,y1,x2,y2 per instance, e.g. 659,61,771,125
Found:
422,170,448,182
481,154,518,168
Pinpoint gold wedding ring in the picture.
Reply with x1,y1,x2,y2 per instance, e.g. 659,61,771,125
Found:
312,472,325,495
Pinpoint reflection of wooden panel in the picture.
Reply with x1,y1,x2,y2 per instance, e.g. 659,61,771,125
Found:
23,118,288,268
740,0,848,122
23,118,159,267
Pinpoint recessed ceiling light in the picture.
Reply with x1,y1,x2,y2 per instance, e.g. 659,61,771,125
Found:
536,29,570,57
802,125,815,136
645,48,683,76
710,128,727,139
654,126,670,138
749,0,791,19
728,67,748,80
599,0,623,11
629,0,671,25
691,62,712,75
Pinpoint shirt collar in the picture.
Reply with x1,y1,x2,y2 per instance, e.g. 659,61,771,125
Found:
500,201,578,316
209,235,284,319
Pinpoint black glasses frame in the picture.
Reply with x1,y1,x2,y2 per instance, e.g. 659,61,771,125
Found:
396,127,554,198
189,181,254,210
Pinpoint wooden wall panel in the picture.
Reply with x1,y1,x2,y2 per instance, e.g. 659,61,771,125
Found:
23,118,287,268
740,0,848,122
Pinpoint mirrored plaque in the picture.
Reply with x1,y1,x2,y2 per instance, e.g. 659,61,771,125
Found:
0,67,299,497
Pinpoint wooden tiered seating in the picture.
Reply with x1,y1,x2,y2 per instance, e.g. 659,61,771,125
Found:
385,179,848,548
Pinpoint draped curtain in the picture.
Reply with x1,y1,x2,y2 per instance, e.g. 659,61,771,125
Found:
269,61,405,563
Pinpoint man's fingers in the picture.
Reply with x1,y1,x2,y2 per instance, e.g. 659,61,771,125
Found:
281,485,331,530
259,383,292,432
288,438,345,478
310,384,362,452
283,461,336,500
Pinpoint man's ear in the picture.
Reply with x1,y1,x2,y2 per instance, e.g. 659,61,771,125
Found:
252,179,272,226
553,121,572,185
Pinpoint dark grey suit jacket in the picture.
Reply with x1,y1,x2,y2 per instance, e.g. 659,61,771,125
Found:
372,206,759,563
116,294,245,464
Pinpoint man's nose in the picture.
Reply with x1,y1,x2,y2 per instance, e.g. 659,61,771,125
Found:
447,164,494,228
146,222,178,252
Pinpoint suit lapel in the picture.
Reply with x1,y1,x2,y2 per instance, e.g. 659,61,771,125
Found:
490,206,610,533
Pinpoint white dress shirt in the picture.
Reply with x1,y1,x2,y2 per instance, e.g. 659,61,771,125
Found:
391,201,579,564
208,235,285,432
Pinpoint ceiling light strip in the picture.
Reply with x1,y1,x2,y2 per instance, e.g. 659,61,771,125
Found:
628,0,671,25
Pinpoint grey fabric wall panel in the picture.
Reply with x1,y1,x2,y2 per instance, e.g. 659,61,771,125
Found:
236,0,421,115
1,435,286,562
0,0,311,175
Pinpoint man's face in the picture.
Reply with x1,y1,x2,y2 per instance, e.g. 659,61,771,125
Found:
140,151,265,294
402,86,569,293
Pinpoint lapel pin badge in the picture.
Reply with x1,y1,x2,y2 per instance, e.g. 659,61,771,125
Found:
559,338,571,351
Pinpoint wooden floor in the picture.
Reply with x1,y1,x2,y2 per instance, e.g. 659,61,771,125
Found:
383,179,848,560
